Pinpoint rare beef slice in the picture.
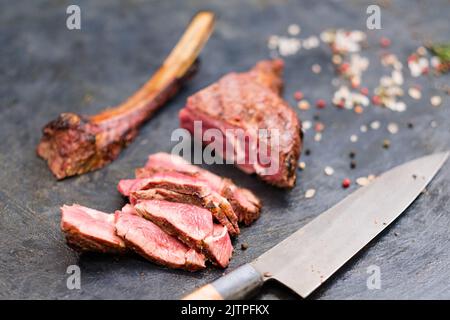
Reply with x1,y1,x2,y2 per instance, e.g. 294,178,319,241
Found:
118,171,240,236
115,209,206,271
61,204,126,253
135,200,233,268
136,152,261,225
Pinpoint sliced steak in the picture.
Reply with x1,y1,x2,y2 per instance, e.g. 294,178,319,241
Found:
179,59,302,188
135,200,233,268
136,152,261,225
118,172,240,236
60,204,126,253
115,210,206,271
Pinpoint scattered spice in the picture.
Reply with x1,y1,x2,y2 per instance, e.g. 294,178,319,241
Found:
305,189,316,199
241,243,249,250
298,99,310,110
304,149,311,156
324,166,334,176
302,120,312,131
407,122,414,129
387,122,399,134
408,86,422,100
350,160,356,169
314,122,325,132
360,125,368,133
349,151,356,158
316,99,326,109
372,95,382,105
314,132,322,142
298,161,306,170
312,64,322,74
428,42,450,74
356,176,370,186
380,37,391,48
287,24,301,36
342,178,351,188
294,91,304,100
430,95,442,107
354,105,364,114
382,139,391,149
332,84,369,111
370,121,381,130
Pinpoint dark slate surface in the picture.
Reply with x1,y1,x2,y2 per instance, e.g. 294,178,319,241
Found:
0,0,449,300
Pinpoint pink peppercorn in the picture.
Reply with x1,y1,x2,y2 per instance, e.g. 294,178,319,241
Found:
372,95,382,105
380,37,391,48
342,178,351,189
294,91,304,101
360,87,369,96
316,99,326,109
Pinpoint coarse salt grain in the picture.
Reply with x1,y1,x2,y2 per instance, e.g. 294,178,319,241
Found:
350,134,358,142
305,189,316,198
298,161,306,170
288,24,301,36
387,122,399,134
314,132,322,142
408,87,422,100
298,99,310,110
430,95,442,107
302,120,312,130
324,166,334,176
312,64,322,74
370,121,381,130
356,177,370,186
360,125,368,132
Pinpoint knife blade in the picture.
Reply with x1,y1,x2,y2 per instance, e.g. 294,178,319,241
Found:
183,151,449,300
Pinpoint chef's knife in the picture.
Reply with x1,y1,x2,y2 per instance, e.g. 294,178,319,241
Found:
183,151,449,299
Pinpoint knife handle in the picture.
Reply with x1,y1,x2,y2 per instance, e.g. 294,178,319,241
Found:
182,264,264,300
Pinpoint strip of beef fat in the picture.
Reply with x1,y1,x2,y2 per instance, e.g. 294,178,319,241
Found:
115,207,206,271
118,171,240,236
135,152,261,225
61,204,126,253
135,200,233,268
179,59,302,188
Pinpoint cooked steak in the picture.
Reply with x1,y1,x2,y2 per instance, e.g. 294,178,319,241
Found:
130,187,238,236
115,209,206,271
135,200,233,268
179,59,302,188
60,204,126,253
118,171,240,236
36,12,215,180
136,152,261,225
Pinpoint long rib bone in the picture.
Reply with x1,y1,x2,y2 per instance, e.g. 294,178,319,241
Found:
37,12,215,179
